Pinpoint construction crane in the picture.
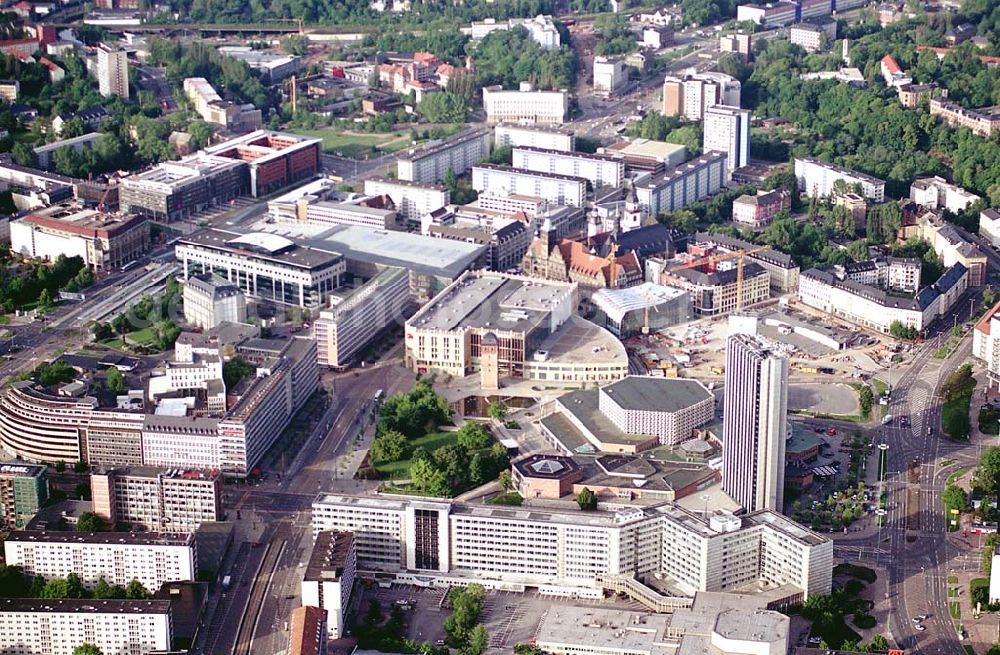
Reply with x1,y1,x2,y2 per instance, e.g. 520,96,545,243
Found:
96,185,112,214
666,245,773,312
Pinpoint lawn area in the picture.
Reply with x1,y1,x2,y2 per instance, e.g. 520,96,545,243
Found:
948,575,960,584
374,431,460,478
872,378,888,397
947,467,970,486
949,600,961,619
979,405,1000,435
942,379,975,441
290,129,402,158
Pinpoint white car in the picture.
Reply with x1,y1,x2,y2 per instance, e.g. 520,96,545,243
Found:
915,625,926,632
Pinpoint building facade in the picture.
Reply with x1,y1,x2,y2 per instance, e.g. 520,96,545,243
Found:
722,333,788,513
635,152,728,218
10,203,150,272
4,531,196,592
512,146,624,189
930,98,1000,138
176,230,346,309
472,165,588,207
364,178,450,228
0,598,172,655
312,493,833,599
909,176,981,213
662,72,741,120
482,84,568,125
703,105,750,172
598,376,714,446
494,124,575,152
90,466,223,532
314,266,411,368
301,531,356,639
183,273,248,329
0,462,47,528
96,44,128,99
397,129,491,184
793,157,885,202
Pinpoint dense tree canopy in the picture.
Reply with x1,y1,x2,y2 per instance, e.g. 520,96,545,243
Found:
471,27,577,91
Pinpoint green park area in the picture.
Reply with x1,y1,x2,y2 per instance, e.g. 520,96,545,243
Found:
803,564,888,652
291,129,408,158
366,379,510,498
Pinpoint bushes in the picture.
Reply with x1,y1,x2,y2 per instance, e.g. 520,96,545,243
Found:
853,613,876,629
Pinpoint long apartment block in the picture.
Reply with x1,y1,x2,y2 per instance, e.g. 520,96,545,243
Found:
397,129,491,184
312,493,832,599
511,146,624,189
3,530,196,593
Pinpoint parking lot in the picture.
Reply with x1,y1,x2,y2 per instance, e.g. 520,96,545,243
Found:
356,583,652,651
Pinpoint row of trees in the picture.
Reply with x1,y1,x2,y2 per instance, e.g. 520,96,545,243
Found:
0,254,86,314
444,584,488,654
0,566,150,601
175,0,555,27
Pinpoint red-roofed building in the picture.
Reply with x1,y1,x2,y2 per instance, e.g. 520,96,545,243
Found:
522,221,642,289
287,606,327,655
38,56,63,82
880,54,910,87
436,63,471,89
0,39,39,59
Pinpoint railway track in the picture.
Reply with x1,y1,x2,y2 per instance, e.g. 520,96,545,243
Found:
232,537,287,655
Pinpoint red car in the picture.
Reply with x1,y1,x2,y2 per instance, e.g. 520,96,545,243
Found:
826,428,837,437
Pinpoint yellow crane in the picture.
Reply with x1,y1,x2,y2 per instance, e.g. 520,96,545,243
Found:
666,245,773,312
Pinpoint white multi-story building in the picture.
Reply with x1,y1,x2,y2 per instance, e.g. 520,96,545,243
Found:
470,15,561,49
909,176,981,214
4,531,196,592
703,105,750,172
183,77,262,133
634,152,728,218
176,230,346,309
512,146,624,189
793,157,886,202
472,165,588,207
798,264,969,335
301,531,356,639
662,72,741,120
312,493,833,599
483,83,568,125
981,209,1000,248
789,17,837,52
494,124,575,152
314,267,411,368
975,300,1000,391
722,333,788,514
96,43,129,99
183,273,247,330
0,598,172,655
90,466,223,533
364,178,450,228
599,376,714,446
397,129,491,184
838,256,921,293
593,56,627,97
